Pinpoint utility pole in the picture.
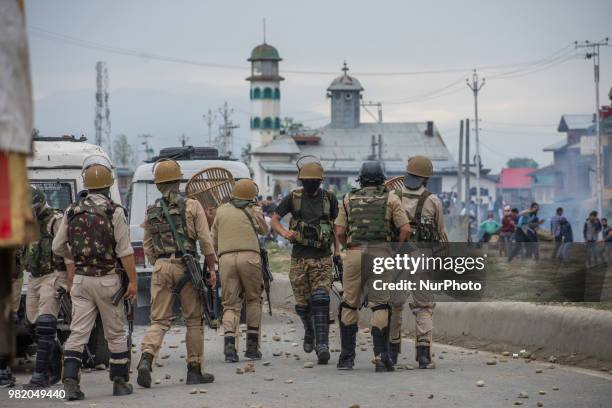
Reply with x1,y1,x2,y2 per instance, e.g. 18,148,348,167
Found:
465,118,471,204
466,70,485,226
202,109,216,146
179,133,189,147
457,120,464,202
575,38,609,216
95,61,111,154
138,134,154,161
217,102,239,158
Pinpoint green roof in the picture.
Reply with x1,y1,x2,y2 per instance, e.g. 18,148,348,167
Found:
248,43,281,61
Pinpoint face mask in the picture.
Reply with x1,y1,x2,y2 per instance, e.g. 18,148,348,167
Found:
404,174,424,190
302,179,322,196
157,182,180,202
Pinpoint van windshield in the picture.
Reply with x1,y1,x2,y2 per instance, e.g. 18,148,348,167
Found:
129,182,187,227
31,180,75,211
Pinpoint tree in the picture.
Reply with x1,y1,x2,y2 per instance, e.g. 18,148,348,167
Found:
113,134,135,168
281,117,304,135
506,157,538,169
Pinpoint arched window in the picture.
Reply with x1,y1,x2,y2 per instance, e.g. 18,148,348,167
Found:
274,118,281,129
252,88,262,99
263,87,273,99
252,117,261,129
274,88,281,99
263,117,273,129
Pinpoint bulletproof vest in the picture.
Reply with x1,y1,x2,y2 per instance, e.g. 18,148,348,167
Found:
23,208,66,277
347,185,392,245
146,196,197,256
402,191,441,242
66,196,119,276
288,188,333,249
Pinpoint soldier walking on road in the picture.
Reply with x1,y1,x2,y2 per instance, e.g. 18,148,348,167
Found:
53,157,137,400
22,186,69,388
137,159,217,388
0,249,25,386
334,161,411,372
389,155,447,368
271,159,340,365
212,179,268,362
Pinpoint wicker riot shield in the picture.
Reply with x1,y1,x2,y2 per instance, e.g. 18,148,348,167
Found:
384,176,405,191
185,167,235,224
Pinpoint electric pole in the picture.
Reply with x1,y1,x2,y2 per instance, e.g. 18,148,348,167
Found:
138,134,154,161
575,38,609,216
217,102,239,158
203,109,216,146
466,70,485,226
457,120,464,203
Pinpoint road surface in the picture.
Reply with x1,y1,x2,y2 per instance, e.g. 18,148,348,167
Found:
2,309,611,407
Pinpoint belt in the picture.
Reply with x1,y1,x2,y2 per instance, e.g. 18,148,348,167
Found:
157,251,196,259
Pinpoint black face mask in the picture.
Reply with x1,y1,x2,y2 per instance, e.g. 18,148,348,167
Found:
302,180,322,196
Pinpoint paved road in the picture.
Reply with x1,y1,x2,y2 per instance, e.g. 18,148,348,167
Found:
2,309,611,408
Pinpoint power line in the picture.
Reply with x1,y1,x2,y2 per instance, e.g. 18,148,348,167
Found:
481,120,557,128
28,26,582,78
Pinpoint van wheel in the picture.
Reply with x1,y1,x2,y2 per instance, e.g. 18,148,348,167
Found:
83,314,109,368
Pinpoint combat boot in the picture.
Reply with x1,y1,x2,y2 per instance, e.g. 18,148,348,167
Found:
416,345,431,369
0,366,14,387
224,337,239,363
136,352,154,388
109,356,133,397
389,342,401,366
337,322,357,370
295,304,315,353
186,362,215,384
311,290,330,364
24,314,56,389
62,353,84,401
372,327,394,373
244,332,262,360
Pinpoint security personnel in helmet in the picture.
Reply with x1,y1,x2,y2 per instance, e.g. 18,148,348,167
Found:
334,161,411,372
137,159,217,388
0,249,24,386
21,187,68,388
389,155,447,368
53,157,138,400
212,179,268,362
270,159,339,365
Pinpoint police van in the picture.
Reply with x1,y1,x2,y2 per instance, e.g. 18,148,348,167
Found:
17,135,122,366
128,146,251,324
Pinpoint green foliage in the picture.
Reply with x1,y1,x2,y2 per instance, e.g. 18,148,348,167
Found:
113,134,135,168
506,157,538,168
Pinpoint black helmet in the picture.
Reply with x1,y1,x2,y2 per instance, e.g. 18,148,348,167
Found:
357,161,385,186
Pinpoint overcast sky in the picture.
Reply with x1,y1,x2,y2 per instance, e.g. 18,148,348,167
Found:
25,0,612,172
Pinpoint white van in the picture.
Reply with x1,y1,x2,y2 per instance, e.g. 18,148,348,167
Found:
28,136,121,208
128,149,251,323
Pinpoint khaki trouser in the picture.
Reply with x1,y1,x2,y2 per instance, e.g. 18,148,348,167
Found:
141,258,204,365
340,248,391,329
64,273,128,355
219,251,263,338
389,286,434,347
26,271,67,323
289,256,333,306
11,277,23,314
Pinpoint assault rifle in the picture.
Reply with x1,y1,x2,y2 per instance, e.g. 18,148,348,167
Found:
112,271,134,353
330,254,344,301
260,240,273,316
174,258,219,329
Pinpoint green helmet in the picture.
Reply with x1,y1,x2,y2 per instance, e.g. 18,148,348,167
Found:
31,186,46,210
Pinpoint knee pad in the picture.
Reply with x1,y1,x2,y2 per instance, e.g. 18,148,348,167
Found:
310,289,330,306
35,314,57,337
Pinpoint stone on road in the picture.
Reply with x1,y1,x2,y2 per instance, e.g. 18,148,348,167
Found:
1,310,611,408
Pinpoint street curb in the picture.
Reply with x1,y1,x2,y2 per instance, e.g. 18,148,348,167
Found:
270,273,612,363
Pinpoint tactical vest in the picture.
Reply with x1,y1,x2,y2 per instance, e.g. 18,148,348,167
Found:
66,196,119,276
23,208,66,277
403,191,441,242
347,185,392,245
288,188,333,249
146,197,197,256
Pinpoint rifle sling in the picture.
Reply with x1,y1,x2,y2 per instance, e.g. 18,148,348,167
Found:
159,199,187,254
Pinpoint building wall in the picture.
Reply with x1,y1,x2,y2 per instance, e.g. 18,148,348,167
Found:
330,90,360,129
250,79,281,148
